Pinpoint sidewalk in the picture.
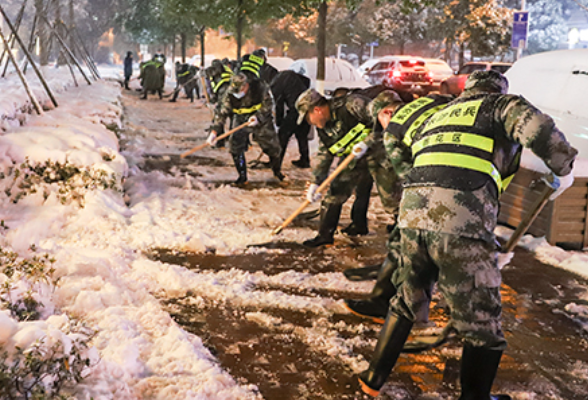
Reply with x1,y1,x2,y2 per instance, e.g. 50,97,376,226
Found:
123,88,588,400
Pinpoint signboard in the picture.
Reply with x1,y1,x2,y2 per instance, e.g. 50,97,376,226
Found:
369,41,379,47
511,11,529,49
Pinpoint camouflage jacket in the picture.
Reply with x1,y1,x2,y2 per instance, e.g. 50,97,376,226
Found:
398,89,578,242
211,79,276,133
313,94,373,184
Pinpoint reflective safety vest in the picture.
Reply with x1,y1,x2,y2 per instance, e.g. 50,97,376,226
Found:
240,54,265,78
232,103,262,115
408,94,520,195
328,123,372,156
213,66,234,93
386,95,452,148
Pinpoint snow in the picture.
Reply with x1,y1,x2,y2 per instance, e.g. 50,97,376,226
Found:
0,65,374,399
506,49,588,175
289,57,370,94
1,53,588,398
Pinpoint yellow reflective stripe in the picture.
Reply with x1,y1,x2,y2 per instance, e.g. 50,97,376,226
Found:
223,65,234,74
233,103,262,114
411,132,494,156
328,123,371,155
212,77,230,93
413,152,505,192
221,72,233,79
390,97,435,125
178,71,191,77
402,104,449,147
241,64,260,77
249,54,265,66
502,173,515,190
423,99,483,133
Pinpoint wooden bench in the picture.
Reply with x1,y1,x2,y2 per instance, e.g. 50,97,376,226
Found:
498,167,588,249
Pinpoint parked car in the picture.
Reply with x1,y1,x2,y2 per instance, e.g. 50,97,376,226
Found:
440,61,512,95
364,56,433,95
423,58,454,91
289,57,370,95
357,56,396,80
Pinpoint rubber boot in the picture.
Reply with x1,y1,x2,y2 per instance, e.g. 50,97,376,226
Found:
344,257,397,324
458,345,511,400
358,311,413,397
303,203,342,247
342,176,372,236
270,155,286,181
232,153,248,186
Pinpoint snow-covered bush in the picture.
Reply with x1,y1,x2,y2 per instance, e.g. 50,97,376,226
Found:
2,158,121,207
0,315,97,400
0,246,57,322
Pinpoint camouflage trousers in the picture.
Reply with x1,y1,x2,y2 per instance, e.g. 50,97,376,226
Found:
324,155,401,219
323,157,372,206
229,123,281,160
390,228,507,350
367,152,402,217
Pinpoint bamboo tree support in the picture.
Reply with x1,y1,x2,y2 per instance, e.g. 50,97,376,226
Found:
71,26,100,80
0,5,58,108
58,21,98,81
272,152,356,235
39,14,91,85
22,13,38,74
60,47,78,86
0,27,43,115
0,0,27,77
180,121,251,158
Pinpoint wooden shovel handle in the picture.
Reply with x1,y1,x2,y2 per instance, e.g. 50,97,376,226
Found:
180,121,251,158
272,153,356,235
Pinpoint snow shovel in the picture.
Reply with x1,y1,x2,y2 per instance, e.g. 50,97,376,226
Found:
272,152,355,235
180,121,251,158
401,174,556,354
162,75,199,99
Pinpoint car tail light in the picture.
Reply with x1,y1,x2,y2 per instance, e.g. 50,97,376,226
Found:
392,70,402,78
427,71,434,80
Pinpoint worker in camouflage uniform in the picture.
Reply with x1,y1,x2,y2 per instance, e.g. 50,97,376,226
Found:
205,59,234,148
295,88,400,247
358,70,578,399
139,56,165,100
344,91,454,324
170,62,196,103
208,72,284,185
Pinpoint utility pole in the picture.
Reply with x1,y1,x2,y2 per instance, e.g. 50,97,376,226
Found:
517,0,526,61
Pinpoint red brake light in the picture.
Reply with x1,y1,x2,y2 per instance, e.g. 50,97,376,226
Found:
427,71,434,79
409,59,417,64
392,70,402,78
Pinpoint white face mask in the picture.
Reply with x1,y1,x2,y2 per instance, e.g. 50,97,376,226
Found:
232,90,246,99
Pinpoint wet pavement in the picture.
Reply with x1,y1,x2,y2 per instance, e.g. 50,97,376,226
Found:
122,88,588,400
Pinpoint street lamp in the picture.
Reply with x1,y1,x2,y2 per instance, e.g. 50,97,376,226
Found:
336,44,347,59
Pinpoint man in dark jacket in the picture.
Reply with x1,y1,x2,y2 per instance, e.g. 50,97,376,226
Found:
271,70,312,168
124,51,133,90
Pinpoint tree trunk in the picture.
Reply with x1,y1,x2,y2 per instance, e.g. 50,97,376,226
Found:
36,0,50,65
54,0,66,66
68,0,74,50
458,41,465,70
399,40,405,55
236,0,243,60
200,29,205,67
181,32,186,63
316,0,327,94
172,35,176,62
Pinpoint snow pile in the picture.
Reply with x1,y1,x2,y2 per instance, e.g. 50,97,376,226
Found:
0,66,93,131
0,78,262,399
